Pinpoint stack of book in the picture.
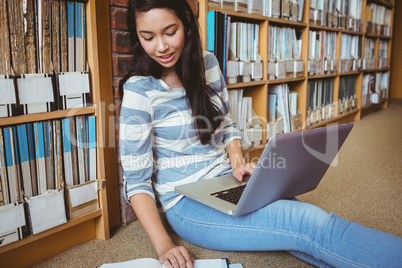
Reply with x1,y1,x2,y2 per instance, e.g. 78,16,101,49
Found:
228,89,263,148
339,34,362,73
362,72,389,106
378,40,389,69
308,30,337,76
366,3,392,36
361,73,375,107
263,0,305,21
267,83,301,139
371,71,390,104
208,10,263,84
306,78,336,126
310,0,363,32
208,1,305,23
268,26,303,80
338,76,357,114
0,115,98,246
363,37,376,70
0,0,90,118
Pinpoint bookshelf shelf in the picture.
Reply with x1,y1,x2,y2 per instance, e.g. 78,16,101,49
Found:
341,29,364,36
309,24,340,32
0,209,102,254
209,7,266,21
0,107,95,127
379,35,392,40
377,67,390,72
308,73,338,80
306,109,360,130
268,17,307,28
268,76,306,84
200,0,394,157
339,71,361,76
368,0,393,8
227,80,266,89
0,0,119,266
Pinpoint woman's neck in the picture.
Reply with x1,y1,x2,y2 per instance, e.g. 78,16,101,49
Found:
161,69,183,89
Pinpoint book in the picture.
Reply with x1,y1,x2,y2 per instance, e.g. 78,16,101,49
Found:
60,0,69,72
16,124,34,197
26,123,38,196
3,127,22,203
33,122,47,195
38,0,52,74
87,116,97,181
43,121,55,189
52,0,61,73
7,0,27,75
69,116,79,185
25,0,37,74
67,1,75,72
75,2,86,72
76,115,87,184
99,258,230,268
0,0,12,75
53,120,64,190
0,129,10,205
62,117,74,186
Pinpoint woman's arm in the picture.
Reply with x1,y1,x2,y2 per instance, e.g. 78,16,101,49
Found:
225,139,255,181
130,194,194,268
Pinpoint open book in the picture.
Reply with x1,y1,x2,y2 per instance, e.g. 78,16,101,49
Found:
99,258,233,268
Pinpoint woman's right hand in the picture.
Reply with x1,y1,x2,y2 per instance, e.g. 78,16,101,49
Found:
158,243,194,268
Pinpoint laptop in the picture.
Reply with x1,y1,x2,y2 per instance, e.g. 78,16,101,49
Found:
175,123,353,216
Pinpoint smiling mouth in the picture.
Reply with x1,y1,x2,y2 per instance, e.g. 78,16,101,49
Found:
159,53,174,63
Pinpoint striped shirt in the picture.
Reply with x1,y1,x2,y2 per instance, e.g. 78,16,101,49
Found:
119,51,242,211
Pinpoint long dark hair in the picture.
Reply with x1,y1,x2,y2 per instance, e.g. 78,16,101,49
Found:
120,0,225,145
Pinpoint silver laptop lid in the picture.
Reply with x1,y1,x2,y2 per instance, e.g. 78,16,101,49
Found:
233,123,353,216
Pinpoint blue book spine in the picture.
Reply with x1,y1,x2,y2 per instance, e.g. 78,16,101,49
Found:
222,13,228,80
88,116,96,181
75,2,85,72
26,123,38,196
3,127,20,203
0,129,10,204
44,121,55,189
34,122,47,194
76,116,86,184
17,124,33,197
62,118,74,186
208,11,215,53
67,1,75,71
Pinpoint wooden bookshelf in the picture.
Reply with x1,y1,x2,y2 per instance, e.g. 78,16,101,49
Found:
0,0,119,267
198,0,395,157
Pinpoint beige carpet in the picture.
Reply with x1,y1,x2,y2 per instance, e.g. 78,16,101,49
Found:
32,99,402,268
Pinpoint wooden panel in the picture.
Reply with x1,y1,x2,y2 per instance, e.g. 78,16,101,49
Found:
0,220,97,268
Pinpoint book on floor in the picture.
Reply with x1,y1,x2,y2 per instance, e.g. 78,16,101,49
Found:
98,258,232,268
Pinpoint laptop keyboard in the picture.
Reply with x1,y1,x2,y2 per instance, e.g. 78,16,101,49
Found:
210,185,247,205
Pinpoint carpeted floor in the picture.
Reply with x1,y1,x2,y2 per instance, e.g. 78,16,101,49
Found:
32,99,402,268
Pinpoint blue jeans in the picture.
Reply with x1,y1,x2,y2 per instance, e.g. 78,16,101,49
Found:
165,197,402,267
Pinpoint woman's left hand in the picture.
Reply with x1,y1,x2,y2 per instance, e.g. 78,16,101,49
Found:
232,162,256,182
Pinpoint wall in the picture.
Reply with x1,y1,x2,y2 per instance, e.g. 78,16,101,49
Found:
109,0,199,225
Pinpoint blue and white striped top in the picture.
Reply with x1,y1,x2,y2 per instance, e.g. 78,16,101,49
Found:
119,51,242,212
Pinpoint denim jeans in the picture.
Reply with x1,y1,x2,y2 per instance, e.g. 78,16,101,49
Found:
165,197,402,267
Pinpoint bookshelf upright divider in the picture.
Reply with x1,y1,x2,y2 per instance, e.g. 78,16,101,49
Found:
198,0,395,156
0,0,118,266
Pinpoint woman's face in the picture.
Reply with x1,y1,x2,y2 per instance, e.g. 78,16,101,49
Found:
136,8,186,73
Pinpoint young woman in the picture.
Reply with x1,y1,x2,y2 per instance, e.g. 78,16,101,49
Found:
119,1,402,267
